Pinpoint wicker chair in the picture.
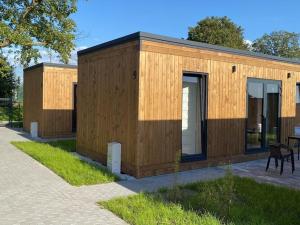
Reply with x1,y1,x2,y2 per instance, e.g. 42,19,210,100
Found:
266,143,295,175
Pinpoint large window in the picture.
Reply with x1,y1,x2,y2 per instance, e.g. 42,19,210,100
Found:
246,79,281,152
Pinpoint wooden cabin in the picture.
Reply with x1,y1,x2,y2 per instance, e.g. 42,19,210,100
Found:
23,63,77,138
77,32,300,178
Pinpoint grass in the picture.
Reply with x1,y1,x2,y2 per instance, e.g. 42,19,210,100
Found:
101,193,222,225
12,140,119,186
101,175,300,225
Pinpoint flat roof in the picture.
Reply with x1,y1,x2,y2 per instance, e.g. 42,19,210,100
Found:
78,31,300,65
24,62,77,72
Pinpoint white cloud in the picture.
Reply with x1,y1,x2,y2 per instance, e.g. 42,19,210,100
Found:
2,45,88,66
36,46,88,65
244,39,253,46
244,39,254,50
1,45,88,79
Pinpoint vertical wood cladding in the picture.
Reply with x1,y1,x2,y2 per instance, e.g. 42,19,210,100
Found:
23,67,43,136
23,65,77,138
76,41,139,176
77,38,300,178
137,40,300,177
42,67,77,137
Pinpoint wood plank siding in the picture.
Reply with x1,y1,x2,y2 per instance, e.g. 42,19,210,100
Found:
77,33,300,178
137,40,300,177
23,64,77,138
23,67,43,136
77,41,139,176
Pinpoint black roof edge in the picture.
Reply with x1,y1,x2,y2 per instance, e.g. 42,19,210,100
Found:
78,31,300,66
24,62,77,72
77,32,140,56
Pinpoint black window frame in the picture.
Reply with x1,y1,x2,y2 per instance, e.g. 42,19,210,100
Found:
296,83,300,104
245,78,282,154
181,72,208,162
72,82,77,133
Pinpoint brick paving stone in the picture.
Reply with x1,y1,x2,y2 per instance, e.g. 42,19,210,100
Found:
0,127,127,225
1,127,299,224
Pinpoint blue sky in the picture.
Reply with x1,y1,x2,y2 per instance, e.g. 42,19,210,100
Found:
15,0,300,77
73,0,300,47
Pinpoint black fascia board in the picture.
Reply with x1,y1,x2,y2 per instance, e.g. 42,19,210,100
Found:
24,62,77,72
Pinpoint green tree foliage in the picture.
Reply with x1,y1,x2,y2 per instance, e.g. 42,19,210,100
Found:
252,31,300,58
0,0,77,66
188,16,248,50
0,55,19,98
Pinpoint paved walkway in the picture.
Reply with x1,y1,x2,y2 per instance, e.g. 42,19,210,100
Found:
0,127,127,225
0,127,299,224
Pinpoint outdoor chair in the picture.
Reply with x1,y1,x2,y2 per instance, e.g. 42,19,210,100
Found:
266,143,295,175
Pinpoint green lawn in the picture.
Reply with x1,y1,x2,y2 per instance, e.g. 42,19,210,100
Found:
101,174,300,225
12,140,118,186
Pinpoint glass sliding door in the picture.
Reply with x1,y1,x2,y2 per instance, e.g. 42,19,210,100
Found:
246,79,281,152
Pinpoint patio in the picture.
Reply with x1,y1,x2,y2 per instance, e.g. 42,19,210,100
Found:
231,156,300,189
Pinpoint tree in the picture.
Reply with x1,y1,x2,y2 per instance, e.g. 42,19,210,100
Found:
0,0,77,67
188,16,248,50
0,55,19,98
252,31,300,58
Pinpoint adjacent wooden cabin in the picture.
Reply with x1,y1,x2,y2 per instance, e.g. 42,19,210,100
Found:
23,63,77,138
77,32,300,178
